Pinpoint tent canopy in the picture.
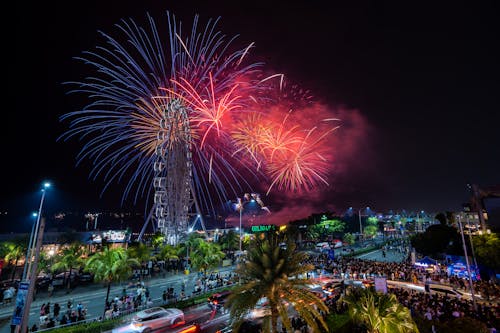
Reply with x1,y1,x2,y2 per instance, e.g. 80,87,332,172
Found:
416,256,438,265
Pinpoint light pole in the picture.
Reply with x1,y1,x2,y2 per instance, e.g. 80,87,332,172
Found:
25,182,50,283
358,207,370,240
416,210,424,233
466,215,479,268
457,214,477,311
21,212,38,281
15,182,51,333
237,198,243,253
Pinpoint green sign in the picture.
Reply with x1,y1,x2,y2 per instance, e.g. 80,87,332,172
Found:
251,225,276,233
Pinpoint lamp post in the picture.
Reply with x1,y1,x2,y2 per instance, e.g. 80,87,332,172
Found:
21,212,38,281
15,182,51,333
237,198,243,253
26,182,50,280
358,207,370,240
416,210,424,233
457,214,477,311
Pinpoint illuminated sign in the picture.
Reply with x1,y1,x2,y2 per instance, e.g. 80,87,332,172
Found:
251,225,276,233
91,230,129,243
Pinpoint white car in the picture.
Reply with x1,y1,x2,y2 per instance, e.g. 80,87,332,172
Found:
315,242,330,250
115,307,184,333
424,283,481,301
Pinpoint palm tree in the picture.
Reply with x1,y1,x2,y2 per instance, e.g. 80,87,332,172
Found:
3,241,26,281
343,288,418,333
190,240,225,274
85,247,139,318
151,232,165,249
179,233,205,270
156,244,179,261
37,251,54,276
218,230,239,253
127,242,151,265
51,242,86,290
226,233,329,333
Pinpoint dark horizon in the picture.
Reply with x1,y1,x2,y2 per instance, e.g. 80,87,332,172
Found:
4,1,499,232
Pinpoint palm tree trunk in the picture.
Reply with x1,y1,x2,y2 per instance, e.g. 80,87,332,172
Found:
10,259,18,281
271,306,279,333
67,267,72,291
103,281,111,319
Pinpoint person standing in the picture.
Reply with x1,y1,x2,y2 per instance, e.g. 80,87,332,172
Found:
53,303,60,319
162,290,168,304
48,283,54,297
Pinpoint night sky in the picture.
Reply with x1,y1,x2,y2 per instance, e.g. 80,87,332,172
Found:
4,1,499,230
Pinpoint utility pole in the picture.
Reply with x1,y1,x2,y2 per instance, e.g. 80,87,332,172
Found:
17,217,46,333
457,214,477,311
470,184,487,232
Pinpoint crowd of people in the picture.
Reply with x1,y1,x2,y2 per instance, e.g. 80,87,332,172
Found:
297,248,500,332
392,287,498,331
33,299,87,331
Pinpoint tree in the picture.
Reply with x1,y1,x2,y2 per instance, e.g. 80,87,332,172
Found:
151,232,165,249
343,233,355,245
179,233,205,266
51,242,86,290
85,247,139,318
226,233,329,333
410,224,462,257
155,244,179,262
472,233,500,271
190,240,225,274
127,242,151,265
309,219,346,240
343,288,418,333
218,230,239,252
364,225,379,238
3,241,26,281
435,213,447,225
37,251,54,276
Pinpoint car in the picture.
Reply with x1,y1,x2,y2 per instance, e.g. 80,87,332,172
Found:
315,242,330,250
35,276,52,290
208,290,231,310
424,283,477,300
77,272,94,284
246,297,271,319
333,240,343,248
127,307,185,332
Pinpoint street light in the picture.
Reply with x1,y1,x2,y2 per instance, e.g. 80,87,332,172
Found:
457,214,477,311
21,212,38,281
416,210,424,233
15,181,51,333
26,182,50,282
358,207,370,239
237,197,243,253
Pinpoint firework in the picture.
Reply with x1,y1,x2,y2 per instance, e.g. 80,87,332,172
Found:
232,78,340,195
60,12,262,211
60,11,341,234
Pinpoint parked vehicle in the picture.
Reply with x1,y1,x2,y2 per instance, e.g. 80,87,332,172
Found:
315,242,330,250
35,276,52,290
77,272,94,284
52,271,78,288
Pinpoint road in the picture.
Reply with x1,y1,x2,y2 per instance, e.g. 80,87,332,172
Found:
354,248,407,263
0,267,236,333
111,303,230,333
